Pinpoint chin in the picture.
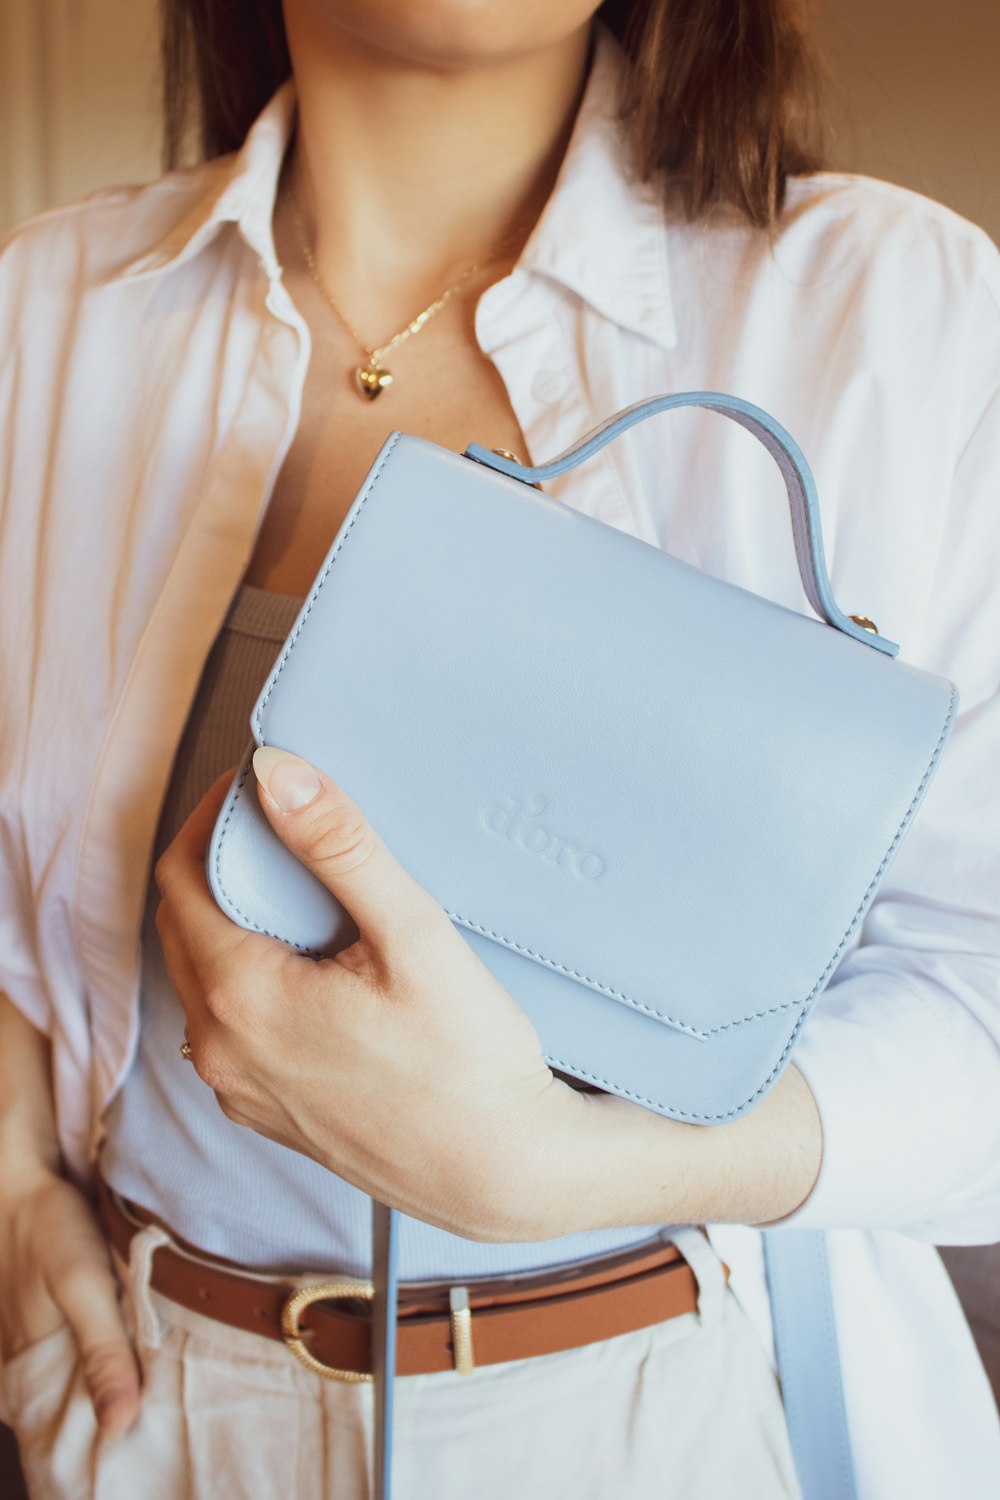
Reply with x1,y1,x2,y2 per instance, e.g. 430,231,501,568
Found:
292,0,599,70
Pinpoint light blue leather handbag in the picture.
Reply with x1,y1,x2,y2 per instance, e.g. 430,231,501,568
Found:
208,391,957,1500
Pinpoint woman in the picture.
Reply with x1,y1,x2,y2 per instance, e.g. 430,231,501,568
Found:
1,1,998,1496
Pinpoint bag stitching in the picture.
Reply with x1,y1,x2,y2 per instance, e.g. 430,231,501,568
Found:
448,679,956,1038
252,431,403,732
542,993,810,1119
215,433,957,1044
213,695,954,1111
222,688,954,1038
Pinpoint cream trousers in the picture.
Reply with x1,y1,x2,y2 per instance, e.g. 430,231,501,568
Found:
1,1221,802,1500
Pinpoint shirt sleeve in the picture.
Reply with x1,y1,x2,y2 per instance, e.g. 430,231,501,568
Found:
776,277,1000,1245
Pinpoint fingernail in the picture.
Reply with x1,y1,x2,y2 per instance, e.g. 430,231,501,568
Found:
253,747,322,811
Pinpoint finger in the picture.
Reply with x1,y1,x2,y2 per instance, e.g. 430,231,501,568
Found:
154,889,277,1090
153,897,200,995
154,767,273,969
153,898,212,1042
49,1237,141,1438
154,767,235,892
251,746,449,964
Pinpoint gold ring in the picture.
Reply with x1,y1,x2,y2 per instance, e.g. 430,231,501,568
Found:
180,1028,193,1062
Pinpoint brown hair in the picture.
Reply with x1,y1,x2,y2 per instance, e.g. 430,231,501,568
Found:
161,0,823,227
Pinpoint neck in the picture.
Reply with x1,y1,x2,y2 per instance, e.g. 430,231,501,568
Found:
281,2,595,301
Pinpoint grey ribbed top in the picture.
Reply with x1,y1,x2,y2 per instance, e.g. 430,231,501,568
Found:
100,584,659,1278
146,584,305,864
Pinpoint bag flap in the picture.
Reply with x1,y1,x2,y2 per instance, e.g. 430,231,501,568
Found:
221,432,956,1042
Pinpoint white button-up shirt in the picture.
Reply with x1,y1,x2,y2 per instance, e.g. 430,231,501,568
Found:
1,19,998,1496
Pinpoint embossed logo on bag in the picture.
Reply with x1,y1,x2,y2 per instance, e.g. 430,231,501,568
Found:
481,795,606,880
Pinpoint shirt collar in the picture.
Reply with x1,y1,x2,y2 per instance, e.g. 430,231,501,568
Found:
111,18,676,349
511,18,677,349
110,81,296,285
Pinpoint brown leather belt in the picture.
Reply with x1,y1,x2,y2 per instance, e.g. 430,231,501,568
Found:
97,1176,722,1380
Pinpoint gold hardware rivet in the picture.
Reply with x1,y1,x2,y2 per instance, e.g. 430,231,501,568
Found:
488,448,542,491
849,615,879,635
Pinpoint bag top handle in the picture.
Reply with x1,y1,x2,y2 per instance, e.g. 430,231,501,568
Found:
465,390,899,658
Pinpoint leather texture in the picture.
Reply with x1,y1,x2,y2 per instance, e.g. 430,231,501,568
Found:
764,1229,860,1500
372,1201,398,1500
97,1178,703,1378
467,389,899,656
206,390,957,1500
207,392,957,1125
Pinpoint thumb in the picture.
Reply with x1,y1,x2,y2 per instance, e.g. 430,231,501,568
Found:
252,746,446,956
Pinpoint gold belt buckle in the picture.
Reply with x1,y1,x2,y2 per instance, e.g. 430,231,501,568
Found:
281,1278,375,1383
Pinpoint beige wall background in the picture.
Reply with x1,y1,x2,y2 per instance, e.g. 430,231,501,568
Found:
817,0,998,242
0,0,161,231
0,0,998,241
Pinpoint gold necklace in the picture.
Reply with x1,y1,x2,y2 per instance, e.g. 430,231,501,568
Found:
288,177,530,401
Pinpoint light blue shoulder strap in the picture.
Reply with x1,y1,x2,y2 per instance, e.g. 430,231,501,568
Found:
465,389,899,658
372,1202,399,1500
373,1209,857,1500
764,1228,860,1500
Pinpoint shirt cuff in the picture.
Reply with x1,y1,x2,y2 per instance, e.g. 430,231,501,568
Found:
761,966,1000,1241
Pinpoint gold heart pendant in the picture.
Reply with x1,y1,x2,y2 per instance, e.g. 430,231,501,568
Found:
355,362,394,400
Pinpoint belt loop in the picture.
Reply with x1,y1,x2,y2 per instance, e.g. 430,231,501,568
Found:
448,1286,475,1375
671,1228,726,1329
125,1221,172,1351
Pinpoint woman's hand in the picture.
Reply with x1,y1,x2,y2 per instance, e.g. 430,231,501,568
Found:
0,991,140,1436
154,750,589,1242
0,1167,140,1437
155,749,823,1241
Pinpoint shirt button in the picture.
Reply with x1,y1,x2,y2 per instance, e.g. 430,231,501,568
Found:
531,369,568,403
